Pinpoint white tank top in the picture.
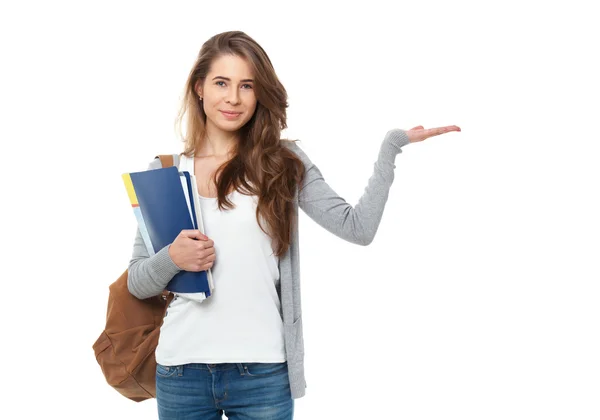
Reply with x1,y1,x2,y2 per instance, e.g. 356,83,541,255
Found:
155,155,285,364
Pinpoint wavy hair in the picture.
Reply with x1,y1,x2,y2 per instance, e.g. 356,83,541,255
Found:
174,31,305,258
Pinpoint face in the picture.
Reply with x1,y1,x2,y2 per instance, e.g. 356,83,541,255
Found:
196,54,258,139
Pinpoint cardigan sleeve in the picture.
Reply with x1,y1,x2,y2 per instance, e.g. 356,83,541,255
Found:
289,129,410,246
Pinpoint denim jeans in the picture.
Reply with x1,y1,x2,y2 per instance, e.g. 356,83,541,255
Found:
156,361,294,419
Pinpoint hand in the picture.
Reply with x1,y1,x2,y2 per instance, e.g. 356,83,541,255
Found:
168,229,216,272
406,125,461,143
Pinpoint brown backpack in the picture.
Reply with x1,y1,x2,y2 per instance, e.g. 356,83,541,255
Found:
92,155,177,402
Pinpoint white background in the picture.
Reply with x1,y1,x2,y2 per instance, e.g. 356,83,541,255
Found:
1,0,599,419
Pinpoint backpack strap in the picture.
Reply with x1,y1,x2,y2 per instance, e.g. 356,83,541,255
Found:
156,154,174,168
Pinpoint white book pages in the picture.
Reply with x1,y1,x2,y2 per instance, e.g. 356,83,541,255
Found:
178,172,195,226
169,171,214,302
133,207,156,256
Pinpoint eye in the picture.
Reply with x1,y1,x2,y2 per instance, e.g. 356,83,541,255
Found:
215,81,253,89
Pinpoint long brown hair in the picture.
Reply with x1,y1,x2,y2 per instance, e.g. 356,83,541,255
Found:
174,31,305,258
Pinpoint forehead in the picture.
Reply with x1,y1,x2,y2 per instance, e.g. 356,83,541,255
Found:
208,55,254,79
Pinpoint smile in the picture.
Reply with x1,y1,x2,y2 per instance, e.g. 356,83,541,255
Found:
220,111,242,119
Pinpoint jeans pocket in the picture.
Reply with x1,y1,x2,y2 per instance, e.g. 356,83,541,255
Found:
243,362,288,377
156,363,178,378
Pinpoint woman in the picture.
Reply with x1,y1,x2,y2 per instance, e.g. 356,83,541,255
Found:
127,30,460,420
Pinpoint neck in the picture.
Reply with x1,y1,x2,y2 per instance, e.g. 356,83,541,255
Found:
197,131,238,158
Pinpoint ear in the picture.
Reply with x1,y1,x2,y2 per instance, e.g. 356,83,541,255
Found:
194,80,203,97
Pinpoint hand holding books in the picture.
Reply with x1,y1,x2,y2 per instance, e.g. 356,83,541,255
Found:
122,166,215,301
168,230,216,272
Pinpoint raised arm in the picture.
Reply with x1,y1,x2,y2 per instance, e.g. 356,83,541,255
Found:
127,158,182,299
287,129,410,246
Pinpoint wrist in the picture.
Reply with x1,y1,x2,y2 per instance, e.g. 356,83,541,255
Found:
167,244,183,270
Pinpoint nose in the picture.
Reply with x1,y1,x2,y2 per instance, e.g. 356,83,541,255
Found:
225,88,241,105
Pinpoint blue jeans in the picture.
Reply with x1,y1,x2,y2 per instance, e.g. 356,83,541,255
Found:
156,361,294,419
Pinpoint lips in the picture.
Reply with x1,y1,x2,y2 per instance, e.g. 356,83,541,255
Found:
220,110,242,120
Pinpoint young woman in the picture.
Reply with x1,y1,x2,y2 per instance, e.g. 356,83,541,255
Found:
127,30,460,420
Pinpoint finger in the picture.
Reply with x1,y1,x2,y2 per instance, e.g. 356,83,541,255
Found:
198,240,215,252
425,126,460,138
420,128,439,138
197,254,210,264
181,229,207,240
434,125,461,134
409,125,424,131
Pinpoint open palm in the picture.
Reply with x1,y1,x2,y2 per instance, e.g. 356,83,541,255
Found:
406,125,461,143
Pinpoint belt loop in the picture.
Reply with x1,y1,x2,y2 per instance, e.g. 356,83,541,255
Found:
177,365,183,377
236,363,245,376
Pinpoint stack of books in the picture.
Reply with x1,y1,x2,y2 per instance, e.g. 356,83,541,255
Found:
122,166,214,301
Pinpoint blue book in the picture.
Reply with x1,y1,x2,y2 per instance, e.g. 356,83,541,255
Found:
122,166,211,296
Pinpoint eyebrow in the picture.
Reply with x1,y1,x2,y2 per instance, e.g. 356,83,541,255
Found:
212,76,254,83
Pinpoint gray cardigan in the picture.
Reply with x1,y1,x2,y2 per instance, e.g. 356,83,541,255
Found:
127,128,411,399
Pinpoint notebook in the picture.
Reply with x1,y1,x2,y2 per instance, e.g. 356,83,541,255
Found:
122,166,213,297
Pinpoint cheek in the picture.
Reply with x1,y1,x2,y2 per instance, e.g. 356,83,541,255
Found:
247,100,258,113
